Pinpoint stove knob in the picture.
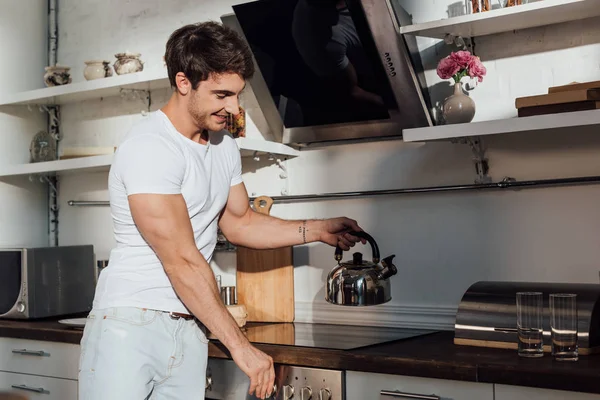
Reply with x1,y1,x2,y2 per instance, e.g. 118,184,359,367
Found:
266,384,278,399
205,376,212,391
319,388,331,400
300,386,312,400
283,384,295,399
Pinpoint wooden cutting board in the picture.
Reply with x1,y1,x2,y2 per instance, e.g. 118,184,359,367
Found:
515,88,600,109
548,80,600,94
517,101,600,117
244,323,296,345
236,196,295,323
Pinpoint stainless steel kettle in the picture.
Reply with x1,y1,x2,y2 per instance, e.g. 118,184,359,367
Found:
325,231,398,306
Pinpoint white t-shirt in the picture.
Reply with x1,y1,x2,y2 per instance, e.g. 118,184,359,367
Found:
92,110,242,313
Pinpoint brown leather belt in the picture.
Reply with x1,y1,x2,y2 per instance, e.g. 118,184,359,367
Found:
168,312,195,320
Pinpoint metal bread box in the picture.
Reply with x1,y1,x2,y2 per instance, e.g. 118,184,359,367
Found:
454,281,600,355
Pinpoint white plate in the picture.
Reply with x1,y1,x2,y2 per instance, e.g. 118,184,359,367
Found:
58,318,87,327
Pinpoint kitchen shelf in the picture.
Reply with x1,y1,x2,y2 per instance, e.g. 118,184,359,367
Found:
0,138,298,178
400,0,600,39
402,109,600,142
0,69,170,106
236,137,299,157
0,154,114,177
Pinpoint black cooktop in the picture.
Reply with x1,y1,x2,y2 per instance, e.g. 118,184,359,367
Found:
209,322,437,350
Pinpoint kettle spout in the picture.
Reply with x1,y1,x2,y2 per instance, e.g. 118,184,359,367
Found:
378,255,398,280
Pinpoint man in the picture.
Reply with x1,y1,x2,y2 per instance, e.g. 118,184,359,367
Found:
78,21,364,400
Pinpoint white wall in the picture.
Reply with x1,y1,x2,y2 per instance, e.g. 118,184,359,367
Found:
49,0,600,329
0,0,50,248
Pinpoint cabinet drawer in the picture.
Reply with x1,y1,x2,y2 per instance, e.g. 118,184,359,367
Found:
346,371,494,400
0,371,77,400
0,338,79,380
495,384,600,400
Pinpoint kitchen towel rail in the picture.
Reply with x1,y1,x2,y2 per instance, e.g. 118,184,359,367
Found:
67,174,600,207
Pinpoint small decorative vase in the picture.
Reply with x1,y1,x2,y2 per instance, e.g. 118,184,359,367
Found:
113,52,144,75
29,130,57,163
442,82,476,124
43,65,72,87
83,60,113,80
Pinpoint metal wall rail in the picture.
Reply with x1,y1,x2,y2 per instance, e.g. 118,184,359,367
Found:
67,174,600,207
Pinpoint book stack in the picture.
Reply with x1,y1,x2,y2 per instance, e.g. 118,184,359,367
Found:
515,80,600,117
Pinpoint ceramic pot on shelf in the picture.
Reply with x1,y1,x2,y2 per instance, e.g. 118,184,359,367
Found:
113,52,144,75
83,60,113,80
43,65,72,87
442,82,476,124
29,130,57,163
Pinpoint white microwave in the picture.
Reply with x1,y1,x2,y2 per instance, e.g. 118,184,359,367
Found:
0,245,97,319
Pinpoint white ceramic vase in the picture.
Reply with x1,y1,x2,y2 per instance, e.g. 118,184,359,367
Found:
442,82,476,124
113,52,144,75
83,60,113,80
43,65,72,87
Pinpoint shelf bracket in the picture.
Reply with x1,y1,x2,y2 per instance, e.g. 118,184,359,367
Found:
443,34,473,52
248,152,290,195
48,176,59,243
275,157,289,196
468,136,491,184
29,174,59,245
39,104,61,246
47,105,61,141
38,174,58,194
452,136,491,184
47,0,59,247
33,105,61,140
275,158,288,180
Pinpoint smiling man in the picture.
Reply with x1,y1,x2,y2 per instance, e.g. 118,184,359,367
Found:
78,21,364,400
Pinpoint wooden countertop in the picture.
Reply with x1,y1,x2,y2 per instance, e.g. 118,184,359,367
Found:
1,318,599,395
0,318,82,344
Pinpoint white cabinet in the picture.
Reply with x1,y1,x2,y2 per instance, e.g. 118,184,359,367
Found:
0,338,80,380
0,371,77,400
346,371,494,400
495,384,600,400
0,338,79,400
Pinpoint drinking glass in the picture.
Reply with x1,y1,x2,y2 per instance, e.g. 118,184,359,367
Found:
516,292,544,357
215,275,222,294
550,294,578,361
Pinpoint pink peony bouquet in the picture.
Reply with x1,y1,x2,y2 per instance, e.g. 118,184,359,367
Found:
437,50,487,84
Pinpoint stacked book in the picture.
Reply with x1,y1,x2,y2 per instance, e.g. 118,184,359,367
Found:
515,80,600,117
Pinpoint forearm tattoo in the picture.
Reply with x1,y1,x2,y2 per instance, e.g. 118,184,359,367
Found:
298,220,307,244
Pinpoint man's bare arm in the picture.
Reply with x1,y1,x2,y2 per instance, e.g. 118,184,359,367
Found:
219,183,363,250
128,193,275,398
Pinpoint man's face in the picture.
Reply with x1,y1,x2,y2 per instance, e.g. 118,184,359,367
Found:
188,73,246,132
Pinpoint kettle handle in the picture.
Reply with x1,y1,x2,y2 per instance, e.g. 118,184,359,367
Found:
334,231,380,263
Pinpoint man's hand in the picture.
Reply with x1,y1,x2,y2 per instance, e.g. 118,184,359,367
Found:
230,344,275,399
318,217,366,250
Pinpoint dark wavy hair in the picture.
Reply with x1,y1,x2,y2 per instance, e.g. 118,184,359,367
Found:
164,21,255,90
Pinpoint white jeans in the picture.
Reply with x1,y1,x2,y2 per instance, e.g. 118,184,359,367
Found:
78,307,209,400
